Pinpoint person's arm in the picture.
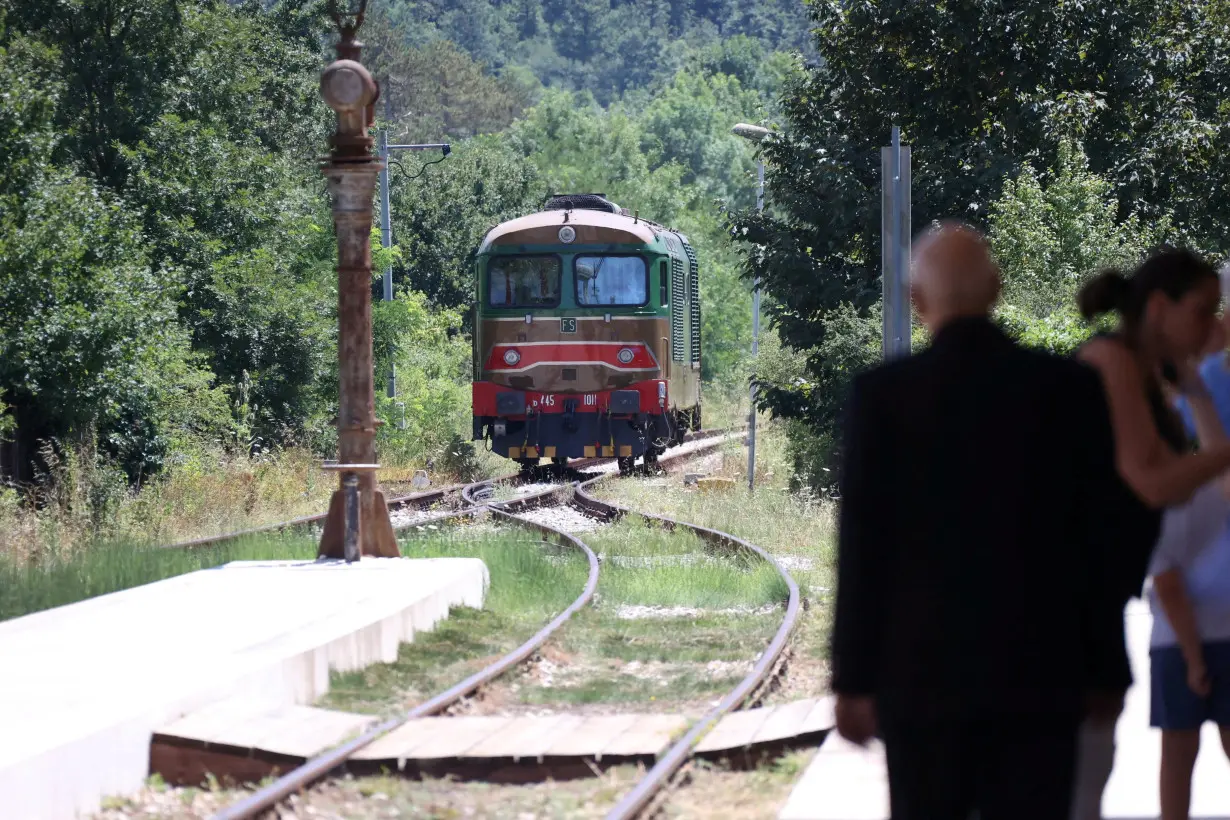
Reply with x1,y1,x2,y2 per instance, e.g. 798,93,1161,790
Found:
1175,360,1227,449
1079,339,1230,507
1153,570,1210,696
831,376,892,699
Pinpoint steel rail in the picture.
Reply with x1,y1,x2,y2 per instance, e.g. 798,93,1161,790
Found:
209,506,601,820
574,474,802,820
161,485,462,551
209,424,754,820
172,426,740,551
461,425,742,509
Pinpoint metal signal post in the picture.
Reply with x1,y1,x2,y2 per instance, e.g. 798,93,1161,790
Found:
881,126,912,360
732,123,770,491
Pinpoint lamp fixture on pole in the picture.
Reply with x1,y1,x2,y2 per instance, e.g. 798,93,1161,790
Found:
377,133,450,398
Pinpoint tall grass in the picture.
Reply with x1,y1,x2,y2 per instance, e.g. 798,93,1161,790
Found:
0,438,517,565
0,531,318,623
397,525,590,617
0,444,335,564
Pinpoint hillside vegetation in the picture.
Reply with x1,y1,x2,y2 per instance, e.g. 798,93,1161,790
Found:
0,0,792,554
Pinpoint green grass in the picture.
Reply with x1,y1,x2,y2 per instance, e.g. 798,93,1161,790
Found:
319,524,590,715
584,518,790,609
0,530,317,623
397,526,590,616
583,612,783,663
495,515,792,711
595,419,838,706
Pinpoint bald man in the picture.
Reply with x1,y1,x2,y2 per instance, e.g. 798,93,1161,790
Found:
830,222,1124,819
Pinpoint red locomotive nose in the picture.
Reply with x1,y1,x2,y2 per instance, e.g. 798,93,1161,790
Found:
484,342,659,373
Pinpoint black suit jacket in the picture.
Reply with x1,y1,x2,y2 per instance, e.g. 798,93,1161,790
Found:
830,316,1126,722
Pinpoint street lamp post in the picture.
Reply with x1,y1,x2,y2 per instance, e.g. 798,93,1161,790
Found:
732,123,770,492
376,131,450,398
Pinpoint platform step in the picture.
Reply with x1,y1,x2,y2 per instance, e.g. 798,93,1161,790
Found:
150,696,835,784
778,732,888,820
777,601,1230,820
0,557,488,820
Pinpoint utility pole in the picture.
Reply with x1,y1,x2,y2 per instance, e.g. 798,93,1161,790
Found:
732,123,770,491
881,126,912,360
376,129,450,398
316,0,398,561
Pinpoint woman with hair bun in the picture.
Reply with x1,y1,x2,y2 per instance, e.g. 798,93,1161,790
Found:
1072,247,1230,819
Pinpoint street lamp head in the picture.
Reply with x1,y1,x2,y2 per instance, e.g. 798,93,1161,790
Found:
732,123,771,142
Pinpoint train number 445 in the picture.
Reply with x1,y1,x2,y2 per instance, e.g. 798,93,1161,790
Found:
532,394,597,408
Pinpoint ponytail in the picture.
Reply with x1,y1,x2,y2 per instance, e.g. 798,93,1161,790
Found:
1077,268,1130,320
1077,248,1218,332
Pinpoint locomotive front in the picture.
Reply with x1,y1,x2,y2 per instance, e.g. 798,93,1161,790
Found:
471,195,702,471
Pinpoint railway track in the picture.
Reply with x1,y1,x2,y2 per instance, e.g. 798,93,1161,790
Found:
162,426,735,552
197,425,799,820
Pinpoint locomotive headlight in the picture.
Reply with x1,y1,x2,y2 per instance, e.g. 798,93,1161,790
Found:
503,348,521,366
617,347,635,365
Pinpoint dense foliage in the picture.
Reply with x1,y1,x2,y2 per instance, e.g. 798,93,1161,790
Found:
0,0,785,491
380,0,811,105
10,0,1221,499
737,0,1230,486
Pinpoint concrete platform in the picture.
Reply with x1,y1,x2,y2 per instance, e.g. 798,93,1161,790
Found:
779,600,1230,820
0,557,487,820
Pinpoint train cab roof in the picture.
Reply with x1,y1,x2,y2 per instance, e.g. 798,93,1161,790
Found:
476,208,662,255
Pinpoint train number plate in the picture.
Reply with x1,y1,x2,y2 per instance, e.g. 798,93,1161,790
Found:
560,318,577,333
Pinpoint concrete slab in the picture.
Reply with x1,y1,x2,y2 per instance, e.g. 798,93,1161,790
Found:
778,600,1230,820
778,734,886,820
0,557,487,820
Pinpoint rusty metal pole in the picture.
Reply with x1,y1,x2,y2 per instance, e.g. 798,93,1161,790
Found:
317,2,399,560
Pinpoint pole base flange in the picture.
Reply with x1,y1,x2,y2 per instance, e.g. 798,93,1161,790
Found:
317,488,400,560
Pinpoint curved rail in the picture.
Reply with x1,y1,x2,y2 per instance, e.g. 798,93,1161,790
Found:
168,426,740,551
161,485,462,551
210,423,767,820
574,472,802,820
210,506,601,820
461,424,741,509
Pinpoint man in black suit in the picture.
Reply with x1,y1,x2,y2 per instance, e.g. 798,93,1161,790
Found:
830,222,1124,819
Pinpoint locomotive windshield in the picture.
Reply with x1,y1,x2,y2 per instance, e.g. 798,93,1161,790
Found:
574,255,648,307
488,255,561,307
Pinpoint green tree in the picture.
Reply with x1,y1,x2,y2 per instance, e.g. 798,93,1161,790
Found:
639,68,764,206
7,0,185,189
508,90,689,223
365,11,536,144
378,0,811,103
0,30,227,479
991,140,1170,355
388,136,543,314
734,0,1230,445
